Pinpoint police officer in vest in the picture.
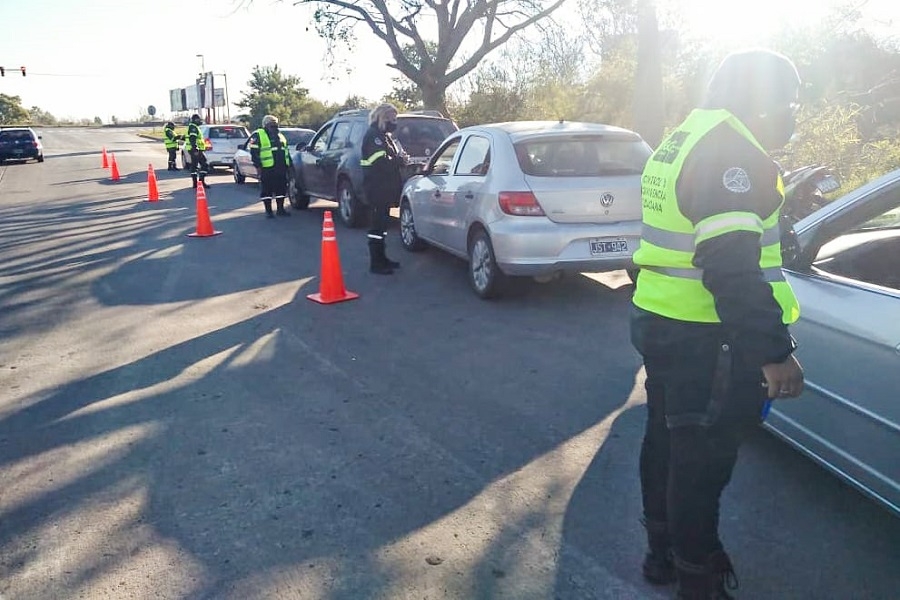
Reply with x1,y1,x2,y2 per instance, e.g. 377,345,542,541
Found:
185,114,209,189
631,49,805,599
360,103,405,274
163,121,182,171
248,114,292,218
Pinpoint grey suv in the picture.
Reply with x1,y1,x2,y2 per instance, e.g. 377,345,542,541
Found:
290,109,458,227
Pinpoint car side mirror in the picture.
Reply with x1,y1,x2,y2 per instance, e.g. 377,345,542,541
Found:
38,135,43,140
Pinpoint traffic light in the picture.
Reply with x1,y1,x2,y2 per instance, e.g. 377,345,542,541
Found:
20,66,26,77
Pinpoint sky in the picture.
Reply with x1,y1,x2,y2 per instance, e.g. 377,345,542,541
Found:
1,0,897,123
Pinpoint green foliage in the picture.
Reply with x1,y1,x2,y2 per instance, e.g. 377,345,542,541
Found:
236,65,321,129
0,94,29,125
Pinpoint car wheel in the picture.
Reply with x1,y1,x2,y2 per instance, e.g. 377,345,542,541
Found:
336,178,361,228
399,200,426,251
287,173,310,210
37,155,44,163
233,164,245,184
468,228,506,299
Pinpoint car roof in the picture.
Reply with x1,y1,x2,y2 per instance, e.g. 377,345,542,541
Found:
457,121,642,142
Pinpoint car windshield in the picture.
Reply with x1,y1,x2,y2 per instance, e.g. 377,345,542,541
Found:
283,130,314,146
0,130,34,141
208,127,249,139
394,119,456,158
515,136,651,177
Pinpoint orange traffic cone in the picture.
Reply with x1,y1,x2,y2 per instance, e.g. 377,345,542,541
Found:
147,164,159,202
101,147,109,169
110,153,120,181
187,183,222,238
307,210,359,304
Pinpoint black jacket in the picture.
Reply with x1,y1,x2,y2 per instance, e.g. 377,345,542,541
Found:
360,124,403,206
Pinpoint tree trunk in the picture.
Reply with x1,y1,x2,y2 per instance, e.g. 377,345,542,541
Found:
421,82,450,118
633,0,664,148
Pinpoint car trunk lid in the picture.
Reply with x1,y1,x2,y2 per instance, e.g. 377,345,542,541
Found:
524,175,644,223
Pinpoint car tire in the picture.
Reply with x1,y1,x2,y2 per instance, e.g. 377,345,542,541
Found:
287,173,310,210
468,228,506,299
336,178,362,228
233,164,245,184
399,200,426,251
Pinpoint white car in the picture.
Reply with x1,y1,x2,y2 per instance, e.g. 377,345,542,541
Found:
399,121,651,298
181,124,250,171
232,127,316,184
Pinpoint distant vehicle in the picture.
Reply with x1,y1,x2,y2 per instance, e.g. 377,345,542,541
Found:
232,127,316,185
291,109,458,226
181,124,250,171
0,127,43,163
767,166,900,518
398,121,651,298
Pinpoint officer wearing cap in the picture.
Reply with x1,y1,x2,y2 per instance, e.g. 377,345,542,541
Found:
630,49,805,599
163,121,182,171
185,114,209,189
248,114,292,218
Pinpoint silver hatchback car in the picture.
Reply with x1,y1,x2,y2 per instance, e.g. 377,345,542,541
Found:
399,121,652,298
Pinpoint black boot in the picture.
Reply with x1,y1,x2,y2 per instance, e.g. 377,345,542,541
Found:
675,553,737,600
381,232,400,268
641,518,676,585
263,199,275,218
191,173,198,189
369,240,393,275
275,197,290,216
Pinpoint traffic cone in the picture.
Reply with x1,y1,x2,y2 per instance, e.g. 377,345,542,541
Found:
147,164,159,202
187,183,222,238
109,153,120,181
307,210,359,304
101,147,109,169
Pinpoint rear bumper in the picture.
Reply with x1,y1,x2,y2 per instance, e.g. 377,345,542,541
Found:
0,149,40,160
489,218,641,276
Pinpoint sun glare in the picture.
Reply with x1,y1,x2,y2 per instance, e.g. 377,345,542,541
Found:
677,0,830,46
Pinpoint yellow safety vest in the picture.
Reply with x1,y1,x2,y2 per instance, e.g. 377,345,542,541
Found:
163,126,178,150
632,108,800,324
250,129,289,168
187,123,207,151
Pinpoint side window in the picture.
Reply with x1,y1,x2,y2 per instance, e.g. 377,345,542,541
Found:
349,122,366,148
430,138,461,176
311,124,333,153
328,121,353,151
454,135,491,176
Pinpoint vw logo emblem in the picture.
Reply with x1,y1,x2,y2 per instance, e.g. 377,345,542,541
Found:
600,193,615,207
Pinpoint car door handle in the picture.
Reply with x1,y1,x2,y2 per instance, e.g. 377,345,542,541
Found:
464,193,474,199
433,191,441,198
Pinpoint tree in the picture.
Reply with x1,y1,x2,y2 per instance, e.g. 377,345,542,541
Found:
267,0,569,114
0,94,29,125
236,65,318,128
28,106,58,126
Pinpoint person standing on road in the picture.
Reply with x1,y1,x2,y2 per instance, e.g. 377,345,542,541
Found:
163,121,182,171
360,103,406,275
185,113,209,189
630,48,805,600
248,114,292,218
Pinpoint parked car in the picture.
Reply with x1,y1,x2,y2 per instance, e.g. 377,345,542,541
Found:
398,121,651,298
232,127,316,185
0,127,43,163
766,167,900,517
292,109,458,226
181,124,250,171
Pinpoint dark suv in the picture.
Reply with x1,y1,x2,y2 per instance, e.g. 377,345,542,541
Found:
289,109,458,227
0,127,43,163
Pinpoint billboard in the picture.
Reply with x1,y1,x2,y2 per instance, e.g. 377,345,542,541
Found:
203,72,215,109
214,88,225,108
169,88,185,112
184,84,201,110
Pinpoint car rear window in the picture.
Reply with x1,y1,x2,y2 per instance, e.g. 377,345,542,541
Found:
515,136,651,177
395,119,456,158
208,126,249,139
0,130,34,141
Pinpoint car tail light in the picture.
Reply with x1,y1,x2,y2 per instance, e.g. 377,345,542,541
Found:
498,191,545,216
204,138,213,149
32,141,39,147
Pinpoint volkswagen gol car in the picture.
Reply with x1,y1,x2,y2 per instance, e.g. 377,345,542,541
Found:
181,124,250,171
398,121,651,298
768,167,900,517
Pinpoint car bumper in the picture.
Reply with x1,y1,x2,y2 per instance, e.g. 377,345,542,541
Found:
205,151,234,167
0,150,40,160
488,218,641,276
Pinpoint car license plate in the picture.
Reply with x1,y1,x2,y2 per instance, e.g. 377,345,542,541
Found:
590,238,628,255
13,149,23,155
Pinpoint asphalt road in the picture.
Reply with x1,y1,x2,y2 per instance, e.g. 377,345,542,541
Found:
0,127,898,600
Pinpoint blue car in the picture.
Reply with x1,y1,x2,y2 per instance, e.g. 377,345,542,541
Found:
0,127,43,163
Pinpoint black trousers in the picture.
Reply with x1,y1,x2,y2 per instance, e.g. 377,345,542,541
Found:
367,200,391,240
633,313,765,568
167,148,177,168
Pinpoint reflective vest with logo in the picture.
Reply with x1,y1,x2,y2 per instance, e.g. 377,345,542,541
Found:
187,123,207,151
632,108,800,324
164,125,178,150
252,129,289,168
